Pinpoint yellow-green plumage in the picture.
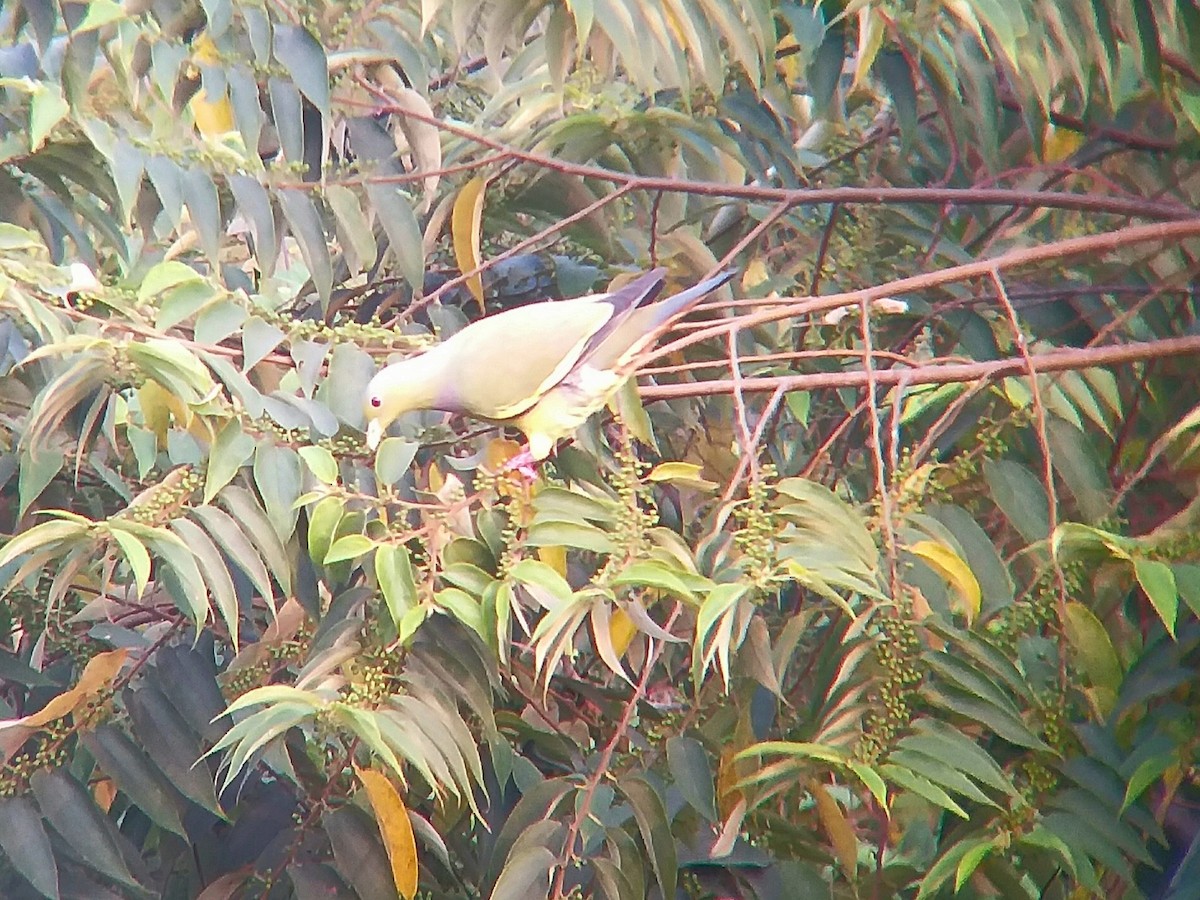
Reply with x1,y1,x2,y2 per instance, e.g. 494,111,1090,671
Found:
364,268,734,459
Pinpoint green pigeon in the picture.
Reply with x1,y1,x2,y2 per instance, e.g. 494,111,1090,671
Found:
364,267,734,463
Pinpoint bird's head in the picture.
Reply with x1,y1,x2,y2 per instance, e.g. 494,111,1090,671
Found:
363,361,417,450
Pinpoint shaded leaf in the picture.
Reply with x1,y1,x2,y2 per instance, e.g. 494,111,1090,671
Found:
0,796,59,900
618,777,677,900
81,724,187,837
325,804,401,900
30,768,140,890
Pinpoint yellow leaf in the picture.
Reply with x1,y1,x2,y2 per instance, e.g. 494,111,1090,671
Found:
137,380,192,443
426,461,444,494
776,33,802,83
609,607,637,657
13,648,128,729
536,544,567,578
812,780,858,877
1042,123,1085,162
191,89,235,139
93,776,117,812
740,257,770,291
192,33,222,65
356,766,419,899
715,748,744,819
646,461,719,492
451,177,488,312
909,541,981,625
484,438,523,471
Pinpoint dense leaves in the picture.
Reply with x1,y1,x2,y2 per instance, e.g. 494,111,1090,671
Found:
1,0,1199,898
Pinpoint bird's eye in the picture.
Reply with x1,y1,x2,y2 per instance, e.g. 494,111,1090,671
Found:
370,396,381,408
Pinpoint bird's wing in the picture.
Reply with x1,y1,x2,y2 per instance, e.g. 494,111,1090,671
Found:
584,269,736,373
442,296,615,419
442,269,670,420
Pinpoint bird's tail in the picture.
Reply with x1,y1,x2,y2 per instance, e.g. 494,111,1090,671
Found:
649,269,738,325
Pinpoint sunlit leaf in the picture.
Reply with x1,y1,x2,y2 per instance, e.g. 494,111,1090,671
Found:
451,176,487,311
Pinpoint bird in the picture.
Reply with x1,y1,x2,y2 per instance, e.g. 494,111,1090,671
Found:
363,267,735,467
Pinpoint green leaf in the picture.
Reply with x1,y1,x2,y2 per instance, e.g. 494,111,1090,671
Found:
81,724,187,837
137,260,204,302
618,777,677,900
324,805,401,900
107,525,151,599
240,315,287,373
228,175,278,277
298,445,339,485
376,544,418,629
924,684,1050,752
1175,563,1200,617
873,50,917,148
254,441,303,540
611,560,698,602
216,485,293,595
365,182,425,294
273,23,330,116
18,449,65,517
1135,558,1178,637
1131,0,1162,89
847,761,889,811
481,779,572,896
491,847,555,900
224,684,326,715
0,797,59,900
879,763,967,818
125,684,224,818
1063,601,1122,692
143,528,211,628
170,517,240,646
181,168,222,266
508,558,573,606
319,342,377,430
326,184,378,275
30,768,140,890
1047,418,1110,524
667,736,717,821
1121,753,1175,814
375,438,418,485
886,750,997,808
75,0,126,32
325,533,373,565
928,505,1013,616
205,419,256,502
279,189,333,307
30,87,69,151
0,517,86,571
525,520,615,554
916,837,985,899
904,720,1017,797
983,459,1050,541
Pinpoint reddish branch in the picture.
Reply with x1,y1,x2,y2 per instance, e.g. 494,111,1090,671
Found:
639,334,1200,400
349,92,1195,222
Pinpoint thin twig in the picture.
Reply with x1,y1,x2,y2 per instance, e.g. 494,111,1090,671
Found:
990,270,1069,681
549,604,681,900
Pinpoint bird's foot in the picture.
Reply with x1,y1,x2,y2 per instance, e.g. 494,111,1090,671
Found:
502,447,540,481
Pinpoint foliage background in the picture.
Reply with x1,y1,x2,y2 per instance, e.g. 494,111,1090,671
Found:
2,0,1200,897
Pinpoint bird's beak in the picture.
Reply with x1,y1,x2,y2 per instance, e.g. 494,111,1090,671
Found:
365,418,384,450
